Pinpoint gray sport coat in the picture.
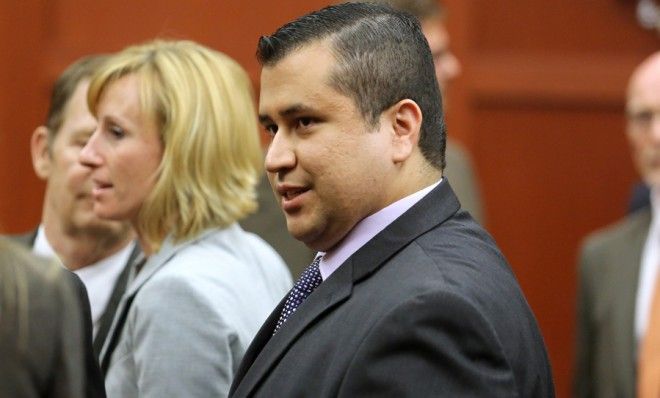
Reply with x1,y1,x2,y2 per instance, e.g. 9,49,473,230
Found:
574,208,650,397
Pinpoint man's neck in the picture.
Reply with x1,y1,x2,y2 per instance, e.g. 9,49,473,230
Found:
41,221,134,270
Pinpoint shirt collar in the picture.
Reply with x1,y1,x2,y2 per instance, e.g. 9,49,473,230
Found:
318,179,442,280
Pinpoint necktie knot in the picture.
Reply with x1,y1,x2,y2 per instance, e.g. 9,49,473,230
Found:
274,256,323,334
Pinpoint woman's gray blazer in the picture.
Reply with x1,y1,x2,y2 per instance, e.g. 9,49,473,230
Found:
101,225,292,397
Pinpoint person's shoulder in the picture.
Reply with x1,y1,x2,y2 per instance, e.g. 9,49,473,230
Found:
151,227,287,285
168,226,283,269
1,229,36,249
581,208,651,255
1,238,69,284
0,238,86,327
416,211,505,269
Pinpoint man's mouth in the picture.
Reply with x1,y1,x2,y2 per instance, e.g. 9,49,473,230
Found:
276,184,310,211
282,188,307,200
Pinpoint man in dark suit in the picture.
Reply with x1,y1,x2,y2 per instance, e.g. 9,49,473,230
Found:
229,3,554,396
15,55,138,358
575,51,660,397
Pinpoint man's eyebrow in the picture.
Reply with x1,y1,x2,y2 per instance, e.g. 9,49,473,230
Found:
259,104,317,124
258,114,273,125
280,104,315,117
71,129,94,139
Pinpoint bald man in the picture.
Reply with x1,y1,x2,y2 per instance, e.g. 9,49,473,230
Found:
575,51,660,397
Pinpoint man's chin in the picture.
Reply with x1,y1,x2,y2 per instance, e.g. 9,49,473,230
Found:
286,222,318,247
68,215,130,237
642,171,660,189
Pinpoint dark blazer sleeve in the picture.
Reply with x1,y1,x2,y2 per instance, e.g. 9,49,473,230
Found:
68,273,106,398
337,290,544,397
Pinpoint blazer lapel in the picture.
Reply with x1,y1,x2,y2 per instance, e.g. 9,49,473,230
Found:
99,232,210,372
231,181,460,397
92,241,141,357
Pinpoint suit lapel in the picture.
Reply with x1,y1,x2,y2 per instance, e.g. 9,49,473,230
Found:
231,181,460,397
231,259,353,397
351,180,460,282
230,297,287,393
613,209,650,392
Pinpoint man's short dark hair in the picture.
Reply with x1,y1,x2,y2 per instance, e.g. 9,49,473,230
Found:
368,0,444,21
45,55,108,149
257,2,446,170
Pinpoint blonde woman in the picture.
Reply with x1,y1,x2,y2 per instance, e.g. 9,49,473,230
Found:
79,40,292,397
0,238,102,397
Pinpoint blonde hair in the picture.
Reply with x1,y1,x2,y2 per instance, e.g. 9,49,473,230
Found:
88,40,263,249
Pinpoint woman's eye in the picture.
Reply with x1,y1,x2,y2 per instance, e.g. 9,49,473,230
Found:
108,125,125,138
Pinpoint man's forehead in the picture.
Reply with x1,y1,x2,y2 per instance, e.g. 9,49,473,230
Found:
259,47,339,109
628,54,660,96
261,40,336,77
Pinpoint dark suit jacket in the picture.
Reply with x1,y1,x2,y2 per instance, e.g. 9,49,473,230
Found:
230,181,554,397
0,239,105,397
11,230,139,357
628,182,650,214
574,208,650,397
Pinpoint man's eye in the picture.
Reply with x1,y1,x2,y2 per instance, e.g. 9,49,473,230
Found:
297,117,314,128
629,110,654,125
264,124,278,135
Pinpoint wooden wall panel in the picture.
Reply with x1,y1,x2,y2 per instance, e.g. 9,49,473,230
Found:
443,0,659,395
473,106,638,395
0,1,49,232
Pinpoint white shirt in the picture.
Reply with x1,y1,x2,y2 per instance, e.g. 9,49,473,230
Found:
33,225,135,336
635,189,660,343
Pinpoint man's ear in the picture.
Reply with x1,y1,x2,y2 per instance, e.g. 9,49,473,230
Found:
31,126,52,180
388,99,422,163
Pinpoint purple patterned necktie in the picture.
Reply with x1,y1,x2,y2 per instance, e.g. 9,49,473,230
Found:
273,256,323,334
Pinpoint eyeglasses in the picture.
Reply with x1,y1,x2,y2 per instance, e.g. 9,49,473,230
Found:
628,109,660,129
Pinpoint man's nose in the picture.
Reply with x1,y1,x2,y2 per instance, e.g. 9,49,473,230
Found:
79,130,103,167
265,132,296,175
